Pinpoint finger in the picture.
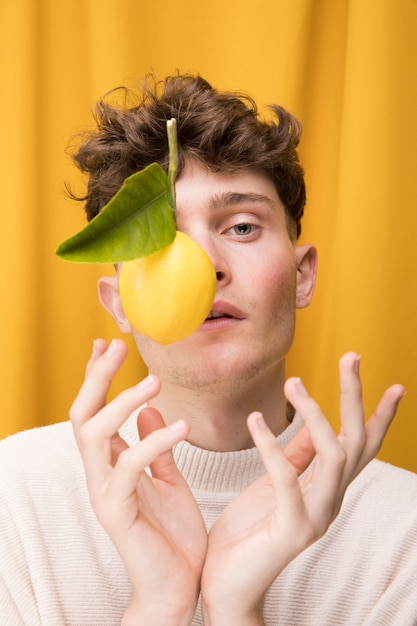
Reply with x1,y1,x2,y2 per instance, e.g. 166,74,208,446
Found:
356,384,405,473
338,355,405,483
284,378,347,514
75,376,161,492
137,407,188,483
247,412,305,512
108,419,189,500
137,406,167,439
70,339,129,432
80,375,161,442
338,352,366,453
283,425,315,475
284,377,345,473
85,338,108,376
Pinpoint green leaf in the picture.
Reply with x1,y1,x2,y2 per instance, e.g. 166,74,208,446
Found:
56,163,176,263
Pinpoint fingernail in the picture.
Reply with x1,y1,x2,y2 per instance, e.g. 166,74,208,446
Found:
296,377,309,396
104,339,117,358
354,355,361,373
135,374,155,390
168,419,186,433
255,412,266,429
92,339,100,358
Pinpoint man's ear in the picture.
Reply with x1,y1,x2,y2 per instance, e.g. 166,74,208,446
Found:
97,275,132,334
295,244,318,309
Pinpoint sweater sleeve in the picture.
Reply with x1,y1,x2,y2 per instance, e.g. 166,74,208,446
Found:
0,422,132,626
363,552,417,625
262,458,417,626
0,428,64,625
0,576,28,626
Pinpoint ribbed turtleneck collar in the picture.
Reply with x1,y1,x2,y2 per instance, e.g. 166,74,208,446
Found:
172,416,302,493
120,410,303,494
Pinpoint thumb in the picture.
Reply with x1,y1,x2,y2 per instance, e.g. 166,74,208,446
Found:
137,407,188,484
283,425,315,475
137,406,167,439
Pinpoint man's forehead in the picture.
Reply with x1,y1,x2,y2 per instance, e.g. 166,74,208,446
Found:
175,165,284,214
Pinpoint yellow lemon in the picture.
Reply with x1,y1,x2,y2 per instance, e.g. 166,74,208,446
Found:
119,231,217,344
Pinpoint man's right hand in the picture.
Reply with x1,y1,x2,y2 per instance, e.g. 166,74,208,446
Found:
70,338,207,626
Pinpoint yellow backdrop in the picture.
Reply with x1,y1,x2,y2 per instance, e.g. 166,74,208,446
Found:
1,0,416,472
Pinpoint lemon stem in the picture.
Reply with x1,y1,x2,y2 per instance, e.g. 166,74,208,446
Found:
167,118,178,210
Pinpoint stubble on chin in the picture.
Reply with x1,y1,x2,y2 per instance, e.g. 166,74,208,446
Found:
133,307,295,394
161,341,291,397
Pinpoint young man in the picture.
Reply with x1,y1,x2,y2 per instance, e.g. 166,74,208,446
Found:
1,74,417,625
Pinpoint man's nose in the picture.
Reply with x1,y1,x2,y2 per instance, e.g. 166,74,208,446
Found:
186,231,230,285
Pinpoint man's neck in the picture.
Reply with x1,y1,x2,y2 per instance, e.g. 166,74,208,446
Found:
149,367,288,452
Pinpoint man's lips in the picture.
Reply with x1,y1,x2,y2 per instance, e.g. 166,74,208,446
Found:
204,301,244,321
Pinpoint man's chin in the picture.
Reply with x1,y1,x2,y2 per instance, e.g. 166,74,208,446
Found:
165,355,273,393
134,330,281,389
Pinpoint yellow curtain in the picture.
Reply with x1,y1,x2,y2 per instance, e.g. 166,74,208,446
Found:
1,0,416,472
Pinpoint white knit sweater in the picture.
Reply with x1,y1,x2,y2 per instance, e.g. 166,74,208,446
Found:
1,415,417,626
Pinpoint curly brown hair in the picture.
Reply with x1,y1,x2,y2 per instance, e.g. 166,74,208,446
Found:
70,73,306,238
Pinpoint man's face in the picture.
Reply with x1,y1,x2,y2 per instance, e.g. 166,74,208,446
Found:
124,161,316,390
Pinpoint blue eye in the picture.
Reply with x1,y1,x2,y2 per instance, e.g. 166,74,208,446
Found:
233,223,253,235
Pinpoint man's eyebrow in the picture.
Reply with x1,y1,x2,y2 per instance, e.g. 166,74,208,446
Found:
208,191,278,211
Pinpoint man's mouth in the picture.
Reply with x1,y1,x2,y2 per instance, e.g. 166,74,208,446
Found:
205,310,232,320
203,301,244,323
